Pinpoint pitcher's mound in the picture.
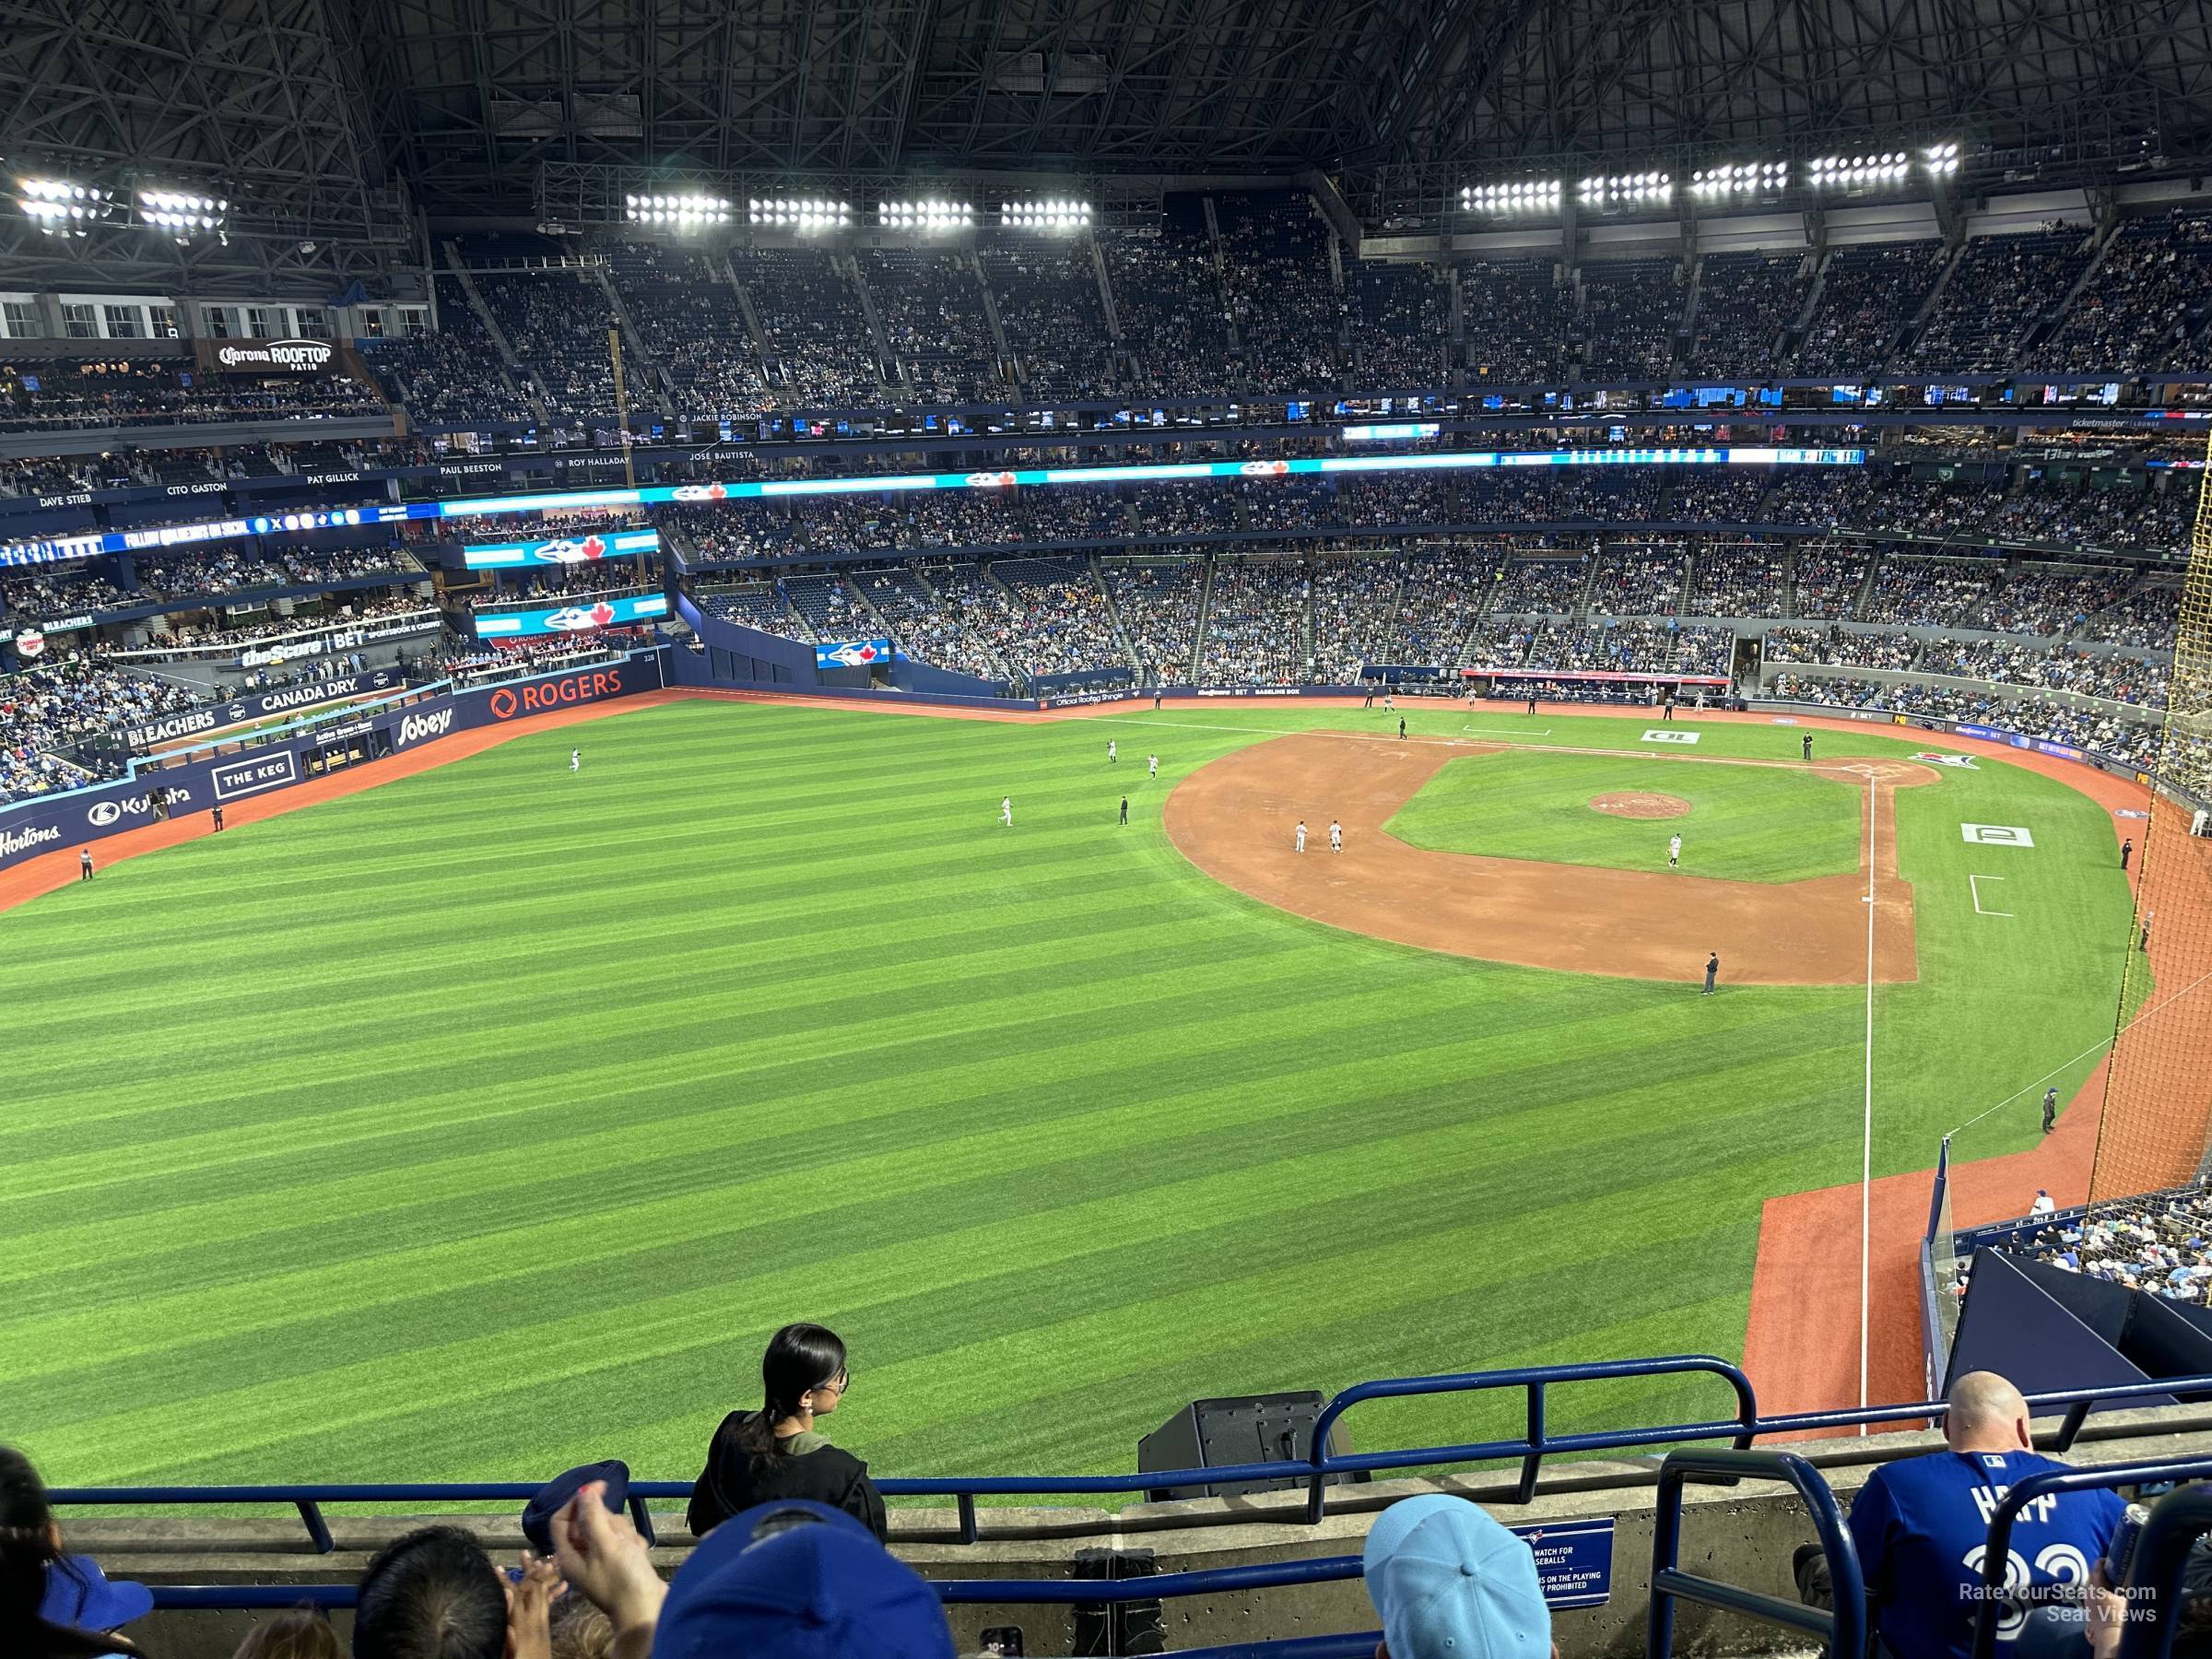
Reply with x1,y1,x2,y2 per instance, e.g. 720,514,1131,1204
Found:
1590,791,1692,819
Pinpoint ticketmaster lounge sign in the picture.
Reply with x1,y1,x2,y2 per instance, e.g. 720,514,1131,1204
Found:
197,337,335,374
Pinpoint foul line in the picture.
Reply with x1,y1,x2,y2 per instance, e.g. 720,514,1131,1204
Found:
1968,874,2013,917
1943,966,2212,1141
1463,725,1551,736
1860,771,1877,1430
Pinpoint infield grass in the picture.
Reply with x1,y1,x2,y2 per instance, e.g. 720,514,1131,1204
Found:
0,700,2137,1495
1385,748,1865,882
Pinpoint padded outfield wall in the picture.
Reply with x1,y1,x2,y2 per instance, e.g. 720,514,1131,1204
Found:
0,650,667,874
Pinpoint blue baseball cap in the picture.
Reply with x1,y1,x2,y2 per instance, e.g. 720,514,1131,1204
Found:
40,1554,155,1633
1361,1496,1550,1659
653,1500,954,1659
522,1460,630,1555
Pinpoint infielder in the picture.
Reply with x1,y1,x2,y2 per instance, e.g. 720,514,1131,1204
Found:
1147,754,1159,779
1667,833,1682,869
1296,819,1307,853
1001,796,1013,828
1329,819,1343,853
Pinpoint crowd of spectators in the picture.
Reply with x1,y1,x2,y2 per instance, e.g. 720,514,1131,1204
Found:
993,558,1129,677
0,652,193,801
1587,541,1688,615
732,248,884,406
699,582,808,640
2031,208,2212,376
1346,261,1452,388
1685,253,1811,379
1197,558,1308,685
1795,241,1949,376
1978,563,2137,635
1907,231,2093,372
136,546,418,602
1218,194,1343,393
1668,473,1773,522
1691,545,1788,615
359,277,535,424
2079,578,2180,648
1104,231,1236,398
0,357,387,430
982,246,1116,400
1919,636,2169,707
1102,559,1206,683
1999,1187,2212,1303
1463,260,1573,383
1763,625,1921,670
1858,556,2000,626
1,559,130,619
1579,260,1684,381
0,455,96,496
474,273,621,418
1530,616,1730,675
1789,548,1871,618
135,594,437,653
1767,671,2160,766
604,243,770,417
779,572,874,641
1483,550,1592,614
862,249,1002,401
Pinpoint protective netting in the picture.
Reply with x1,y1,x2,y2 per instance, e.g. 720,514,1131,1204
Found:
2089,429,2212,1201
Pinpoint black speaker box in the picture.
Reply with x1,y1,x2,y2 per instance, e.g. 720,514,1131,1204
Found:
1135,1391,1368,1502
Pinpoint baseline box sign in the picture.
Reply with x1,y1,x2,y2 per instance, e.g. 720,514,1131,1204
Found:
463,528,660,570
124,670,404,750
815,638,894,670
475,593,669,638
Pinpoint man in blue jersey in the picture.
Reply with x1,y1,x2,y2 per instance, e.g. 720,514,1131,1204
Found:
1847,1371,2123,1659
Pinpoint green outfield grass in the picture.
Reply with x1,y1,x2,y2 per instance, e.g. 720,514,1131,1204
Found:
1385,748,1865,882
0,701,2138,1495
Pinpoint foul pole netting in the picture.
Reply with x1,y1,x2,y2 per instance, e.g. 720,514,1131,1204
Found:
2089,427,2212,1202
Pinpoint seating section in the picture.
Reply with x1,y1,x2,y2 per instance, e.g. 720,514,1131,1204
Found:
605,243,767,415
1463,260,1571,383
1685,253,1809,379
982,246,1115,399
473,272,619,417
733,247,882,405
1580,260,1683,381
1907,231,2093,372
359,276,534,424
1218,193,1342,394
1104,232,1235,397
1795,241,1948,376
1346,261,1452,388
2033,209,2212,375
0,654,196,801
861,249,1000,399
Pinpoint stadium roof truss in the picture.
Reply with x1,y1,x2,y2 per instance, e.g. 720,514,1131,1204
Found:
0,0,2206,252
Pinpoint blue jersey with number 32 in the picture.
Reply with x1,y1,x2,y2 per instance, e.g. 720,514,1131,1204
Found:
1847,1451,2122,1659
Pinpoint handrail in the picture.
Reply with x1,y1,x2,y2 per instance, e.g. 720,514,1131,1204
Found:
1971,1455,2212,1659
1299,1354,1758,1523
48,1362,2212,1558
2117,1485,2212,1659
1647,1448,1865,1659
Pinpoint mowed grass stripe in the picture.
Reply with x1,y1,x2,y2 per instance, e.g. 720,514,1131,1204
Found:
0,700,2133,1488
2,1032,1853,1393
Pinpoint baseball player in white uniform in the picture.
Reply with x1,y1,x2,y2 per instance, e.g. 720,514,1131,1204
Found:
1329,819,1343,853
1108,739,1117,763
1147,754,1159,779
1001,796,1013,828
571,748,581,772
1667,833,1682,868
1296,819,1307,853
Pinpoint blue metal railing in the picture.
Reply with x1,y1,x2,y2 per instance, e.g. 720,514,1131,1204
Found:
1970,1455,2212,1659
1647,1448,1865,1659
49,1359,2212,1561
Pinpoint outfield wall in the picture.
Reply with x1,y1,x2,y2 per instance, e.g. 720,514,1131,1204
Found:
0,651,666,873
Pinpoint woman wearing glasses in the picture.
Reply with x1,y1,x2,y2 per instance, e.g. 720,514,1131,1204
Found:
686,1323,888,1541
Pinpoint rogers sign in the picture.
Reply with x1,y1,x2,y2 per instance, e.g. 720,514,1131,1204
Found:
488,666,628,721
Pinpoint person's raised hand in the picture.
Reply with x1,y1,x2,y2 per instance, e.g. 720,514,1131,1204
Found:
551,1481,666,1641
506,1551,563,1659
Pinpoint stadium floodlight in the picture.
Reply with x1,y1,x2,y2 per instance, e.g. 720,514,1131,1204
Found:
1924,141,1962,177
1806,151,1912,186
17,179,114,237
748,197,851,229
1578,171,1673,207
879,199,973,229
136,188,229,240
624,193,731,228
1688,161,1790,199
1458,179,1562,214
1001,198,1094,230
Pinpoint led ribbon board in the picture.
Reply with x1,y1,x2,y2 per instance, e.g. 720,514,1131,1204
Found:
473,593,671,638
461,527,662,570
0,447,1865,568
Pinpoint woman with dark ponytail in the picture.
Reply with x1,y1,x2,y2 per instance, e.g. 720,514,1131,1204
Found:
686,1324,887,1540
3,1446,146,1659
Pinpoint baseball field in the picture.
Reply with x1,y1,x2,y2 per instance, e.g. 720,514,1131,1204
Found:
0,695,2143,1494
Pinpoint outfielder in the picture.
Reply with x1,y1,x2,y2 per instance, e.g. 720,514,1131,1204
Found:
571,748,581,772
1147,754,1159,779
1001,796,1013,828
1108,739,1117,763
1667,833,1682,869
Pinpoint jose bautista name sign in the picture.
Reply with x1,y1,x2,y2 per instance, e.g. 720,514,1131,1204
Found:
0,653,661,872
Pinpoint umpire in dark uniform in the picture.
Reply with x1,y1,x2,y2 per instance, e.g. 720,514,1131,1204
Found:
1702,952,1719,995
1802,732,1813,761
